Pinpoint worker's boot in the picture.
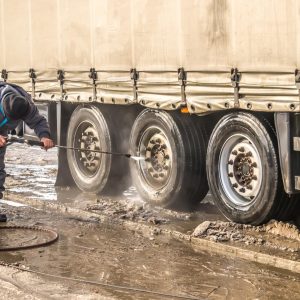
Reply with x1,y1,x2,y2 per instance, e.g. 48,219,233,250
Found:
0,214,7,222
0,192,7,222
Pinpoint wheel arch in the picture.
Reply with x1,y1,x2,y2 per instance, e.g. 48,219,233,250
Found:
55,101,78,187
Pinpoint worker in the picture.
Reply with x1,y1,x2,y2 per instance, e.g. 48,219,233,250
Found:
0,82,54,222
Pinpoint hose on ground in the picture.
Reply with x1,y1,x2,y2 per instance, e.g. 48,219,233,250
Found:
0,225,59,251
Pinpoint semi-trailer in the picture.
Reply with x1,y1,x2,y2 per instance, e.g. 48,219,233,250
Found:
1,0,300,224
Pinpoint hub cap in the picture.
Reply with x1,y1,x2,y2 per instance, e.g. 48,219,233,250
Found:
74,122,101,176
138,127,172,189
219,134,262,208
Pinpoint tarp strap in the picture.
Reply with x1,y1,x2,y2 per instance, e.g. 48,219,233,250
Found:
57,70,65,100
178,68,186,106
130,68,138,101
29,68,36,99
1,69,8,82
231,68,241,108
89,68,98,101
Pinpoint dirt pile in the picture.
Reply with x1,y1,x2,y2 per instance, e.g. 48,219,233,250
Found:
86,197,168,225
193,221,254,242
264,220,300,242
192,220,300,253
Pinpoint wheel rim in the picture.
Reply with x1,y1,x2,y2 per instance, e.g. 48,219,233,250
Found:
137,126,173,189
73,121,102,177
219,134,262,209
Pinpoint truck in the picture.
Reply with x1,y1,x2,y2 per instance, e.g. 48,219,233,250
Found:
1,0,300,224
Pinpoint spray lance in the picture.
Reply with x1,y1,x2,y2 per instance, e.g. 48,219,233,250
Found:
6,136,145,161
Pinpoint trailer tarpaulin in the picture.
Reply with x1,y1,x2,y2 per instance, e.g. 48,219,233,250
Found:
0,0,299,112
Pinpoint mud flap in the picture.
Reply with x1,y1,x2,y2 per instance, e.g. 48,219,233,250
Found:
54,101,75,187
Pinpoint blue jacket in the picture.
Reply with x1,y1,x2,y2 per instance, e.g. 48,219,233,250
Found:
0,82,50,139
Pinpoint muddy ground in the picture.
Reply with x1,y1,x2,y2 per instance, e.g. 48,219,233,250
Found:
0,143,300,299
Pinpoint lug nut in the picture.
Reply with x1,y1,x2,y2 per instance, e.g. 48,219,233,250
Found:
165,155,170,160
232,183,238,188
150,140,155,144
153,174,159,178
246,151,252,157
232,150,238,155
161,144,167,149
146,147,152,151
159,173,164,177
163,165,169,170
239,188,246,193
228,160,234,165
145,158,151,162
156,139,161,144
252,162,257,168
228,172,233,178
148,167,154,172
252,175,257,180
239,147,245,152
246,185,252,190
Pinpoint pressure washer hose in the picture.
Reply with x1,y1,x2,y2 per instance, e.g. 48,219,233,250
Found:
7,136,134,158
0,225,59,251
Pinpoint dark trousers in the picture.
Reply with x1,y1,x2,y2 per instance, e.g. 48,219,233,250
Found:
0,146,6,192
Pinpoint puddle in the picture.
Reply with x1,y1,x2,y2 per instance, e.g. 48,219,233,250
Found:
1,206,300,299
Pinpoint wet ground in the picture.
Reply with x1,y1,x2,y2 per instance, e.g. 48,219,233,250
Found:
1,206,300,300
0,143,300,299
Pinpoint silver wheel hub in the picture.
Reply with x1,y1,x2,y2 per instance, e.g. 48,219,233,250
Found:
138,128,172,189
219,134,262,208
75,124,101,175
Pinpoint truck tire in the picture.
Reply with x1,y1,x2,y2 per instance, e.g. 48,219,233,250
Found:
66,106,126,194
129,109,208,210
206,112,297,225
